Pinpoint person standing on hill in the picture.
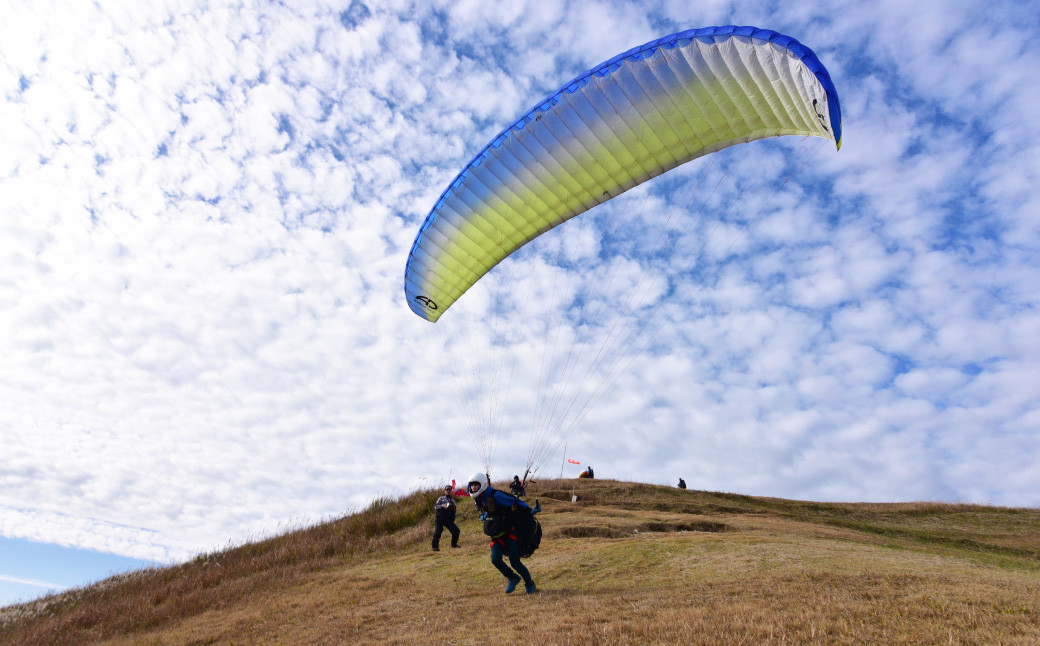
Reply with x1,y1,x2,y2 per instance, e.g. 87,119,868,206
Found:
432,484,460,551
509,475,524,497
467,472,538,594
678,478,686,489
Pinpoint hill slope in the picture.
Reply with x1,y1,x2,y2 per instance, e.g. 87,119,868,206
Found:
3,479,1040,645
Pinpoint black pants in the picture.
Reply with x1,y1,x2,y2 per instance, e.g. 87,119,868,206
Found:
433,518,459,549
491,536,533,585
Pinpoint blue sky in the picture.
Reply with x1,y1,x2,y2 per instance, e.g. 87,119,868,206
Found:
3,0,1040,609
0,537,153,608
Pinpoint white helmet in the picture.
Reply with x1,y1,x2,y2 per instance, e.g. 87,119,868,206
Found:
466,472,489,498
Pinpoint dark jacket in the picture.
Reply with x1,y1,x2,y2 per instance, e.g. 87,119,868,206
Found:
434,494,457,522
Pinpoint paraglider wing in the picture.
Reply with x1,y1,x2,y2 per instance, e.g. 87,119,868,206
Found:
404,25,841,322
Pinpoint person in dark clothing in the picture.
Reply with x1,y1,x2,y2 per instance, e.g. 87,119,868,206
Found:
467,472,538,594
509,475,524,498
587,465,594,478
678,478,687,489
432,484,460,551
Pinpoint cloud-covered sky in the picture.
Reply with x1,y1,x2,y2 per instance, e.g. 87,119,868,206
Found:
3,0,1039,569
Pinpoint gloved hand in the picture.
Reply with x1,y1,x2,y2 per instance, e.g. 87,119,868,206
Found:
532,500,541,515
478,512,488,521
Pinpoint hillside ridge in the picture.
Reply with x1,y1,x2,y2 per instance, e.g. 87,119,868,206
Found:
3,478,1040,645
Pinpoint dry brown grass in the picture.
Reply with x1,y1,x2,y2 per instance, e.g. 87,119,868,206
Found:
3,479,1039,645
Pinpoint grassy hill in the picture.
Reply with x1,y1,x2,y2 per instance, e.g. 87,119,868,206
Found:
3,478,1039,645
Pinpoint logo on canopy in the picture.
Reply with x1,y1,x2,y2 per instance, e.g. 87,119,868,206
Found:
414,295,438,311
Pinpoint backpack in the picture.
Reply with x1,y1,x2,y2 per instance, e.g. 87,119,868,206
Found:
483,491,542,557
517,511,541,558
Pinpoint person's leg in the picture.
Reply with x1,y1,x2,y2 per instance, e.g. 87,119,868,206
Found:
448,521,460,547
490,541,520,585
504,538,533,586
432,520,444,550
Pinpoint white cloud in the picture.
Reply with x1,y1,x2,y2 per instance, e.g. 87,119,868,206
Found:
0,574,67,591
